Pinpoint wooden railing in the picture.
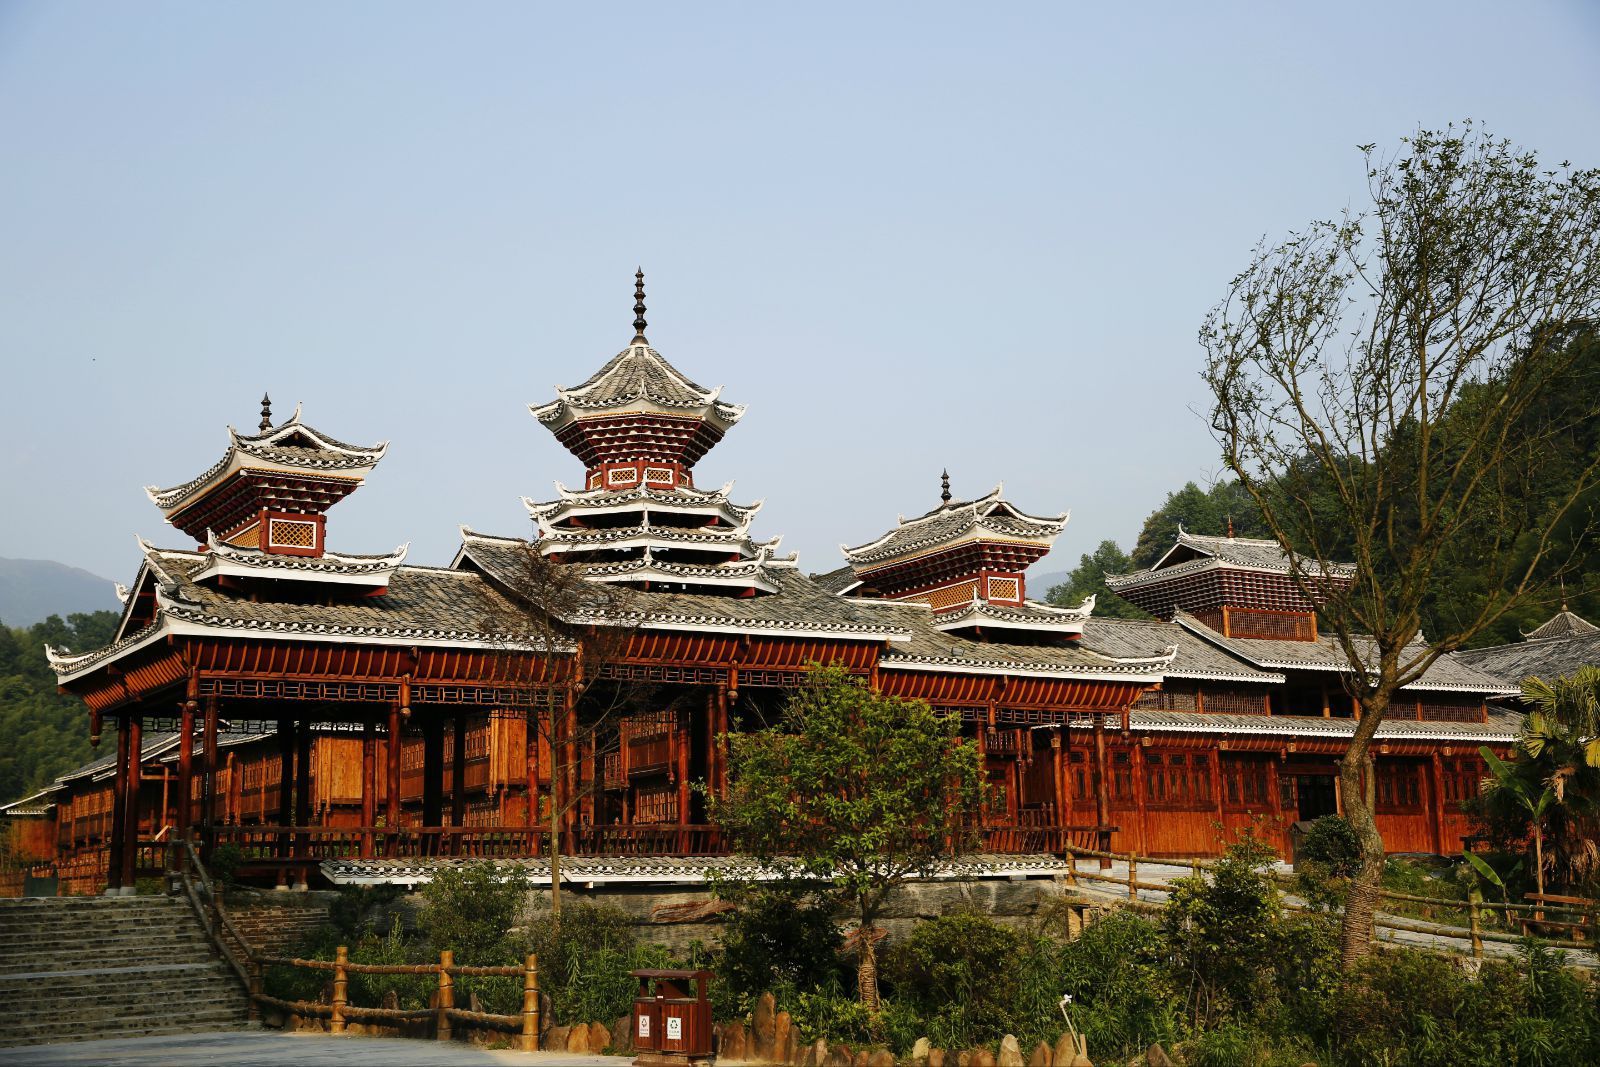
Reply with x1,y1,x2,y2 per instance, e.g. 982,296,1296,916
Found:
252,947,540,1047
211,825,545,861
1057,844,1598,962
575,824,724,856
166,834,255,1006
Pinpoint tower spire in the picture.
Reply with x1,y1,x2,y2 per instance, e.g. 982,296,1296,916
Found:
632,268,648,343
259,393,272,433
940,469,952,504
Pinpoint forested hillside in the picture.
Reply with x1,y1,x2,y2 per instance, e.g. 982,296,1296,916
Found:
0,611,117,803
1049,325,1600,647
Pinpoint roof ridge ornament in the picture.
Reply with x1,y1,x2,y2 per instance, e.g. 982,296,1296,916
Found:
940,469,952,505
632,268,648,344
259,393,272,433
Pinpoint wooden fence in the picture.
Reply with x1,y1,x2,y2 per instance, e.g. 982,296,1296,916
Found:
251,947,540,1048
1058,845,1596,961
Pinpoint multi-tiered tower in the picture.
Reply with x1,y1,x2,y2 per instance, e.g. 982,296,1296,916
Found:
522,272,794,596
838,474,1092,643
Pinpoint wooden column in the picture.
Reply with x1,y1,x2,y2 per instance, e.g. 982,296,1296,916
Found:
294,722,313,862
1092,715,1112,870
451,712,467,838
108,717,129,893
178,701,195,837
422,717,444,838
121,714,143,891
1051,729,1068,850
1131,742,1149,856
525,707,541,853
201,696,219,852
715,685,730,799
386,700,403,841
1429,752,1447,855
276,721,294,859
361,715,377,859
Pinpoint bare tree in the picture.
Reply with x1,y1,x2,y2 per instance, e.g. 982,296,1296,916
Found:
1201,124,1600,967
479,545,648,919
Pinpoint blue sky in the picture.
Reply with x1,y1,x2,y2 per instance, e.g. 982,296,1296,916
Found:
3,2,1598,588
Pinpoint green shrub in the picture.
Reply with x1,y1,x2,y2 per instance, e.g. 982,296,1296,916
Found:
1058,909,1180,1058
883,910,1023,1048
527,900,675,1025
1162,836,1284,1027
716,886,844,1015
1298,816,1360,877
208,842,244,887
788,983,878,1048
348,916,433,1010
417,862,530,962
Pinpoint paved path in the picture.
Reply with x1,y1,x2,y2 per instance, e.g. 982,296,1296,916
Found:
1066,857,1600,968
3,1030,631,1066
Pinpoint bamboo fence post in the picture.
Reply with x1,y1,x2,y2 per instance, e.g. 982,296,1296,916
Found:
519,953,540,1051
436,950,454,1041
1468,886,1484,960
248,957,263,1022
330,945,348,1033
1064,851,1078,886
1128,854,1139,901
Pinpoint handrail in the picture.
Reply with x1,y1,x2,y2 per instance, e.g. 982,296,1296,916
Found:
168,835,254,998
257,947,541,1048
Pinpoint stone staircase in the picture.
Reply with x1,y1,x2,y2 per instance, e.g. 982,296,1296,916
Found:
0,895,250,1047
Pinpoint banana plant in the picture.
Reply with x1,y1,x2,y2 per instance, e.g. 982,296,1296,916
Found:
1479,746,1555,897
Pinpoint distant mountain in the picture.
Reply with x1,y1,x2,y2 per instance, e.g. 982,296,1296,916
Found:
0,558,118,627
1031,570,1070,597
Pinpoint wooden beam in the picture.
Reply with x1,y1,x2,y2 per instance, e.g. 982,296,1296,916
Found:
277,721,294,860
361,715,376,859
108,717,129,893
178,701,195,838
451,712,467,832
121,715,142,891
202,696,219,854
294,721,313,864
386,700,403,840
1092,715,1111,870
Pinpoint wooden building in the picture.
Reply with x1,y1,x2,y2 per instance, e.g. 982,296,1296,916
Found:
17,276,1521,893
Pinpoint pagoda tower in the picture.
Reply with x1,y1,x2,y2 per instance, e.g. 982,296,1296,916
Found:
522,272,794,596
135,398,404,610
838,474,1092,642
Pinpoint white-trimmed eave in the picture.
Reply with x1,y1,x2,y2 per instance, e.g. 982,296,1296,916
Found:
537,528,758,557
147,449,378,516
156,608,572,655
573,610,915,643
48,622,170,685
1174,615,1519,696
1128,715,1519,743
845,530,1062,573
930,611,1087,636
190,556,402,589
880,656,1168,683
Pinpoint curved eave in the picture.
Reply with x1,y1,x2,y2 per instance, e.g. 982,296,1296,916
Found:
524,490,761,528
530,397,745,437
535,525,760,556
572,609,915,643
846,532,1061,575
880,655,1169,683
47,621,169,685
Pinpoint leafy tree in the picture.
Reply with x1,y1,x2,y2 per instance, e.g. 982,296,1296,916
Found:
711,663,984,1011
1045,540,1150,619
0,611,119,802
1200,123,1600,966
1129,480,1271,569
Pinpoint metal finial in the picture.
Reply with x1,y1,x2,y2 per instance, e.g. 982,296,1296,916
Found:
259,393,272,432
940,469,952,504
632,268,648,343
1227,514,1234,539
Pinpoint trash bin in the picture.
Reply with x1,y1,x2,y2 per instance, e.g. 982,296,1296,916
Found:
631,968,713,1066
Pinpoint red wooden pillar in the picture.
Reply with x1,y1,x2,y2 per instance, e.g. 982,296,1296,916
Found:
201,696,219,854
294,723,313,864
1092,715,1112,870
422,716,444,849
178,701,195,838
1051,729,1067,852
1131,742,1149,856
1429,752,1447,855
386,700,403,850
121,715,143,891
715,686,730,799
676,721,691,852
108,717,130,893
562,700,578,856
526,706,542,855
361,715,376,859
451,712,467,852
276,721,295,860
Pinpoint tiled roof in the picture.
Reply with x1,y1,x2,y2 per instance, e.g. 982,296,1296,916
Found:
192,536,407,586
457,531,915,641
525,484,761,527
842,487,1067,569
322,852,1071,887
930,597,1092,635
1129,708,1521,743
529,343,745,426
1173,611,1519,695
1106,526,1356,589
56,732,182,785
1,787,61,817
1080,617,1282,683
880,618,1173,681
146,411,387,511
809,565,861,596
1524,609,1599,641
1456,629,1600,686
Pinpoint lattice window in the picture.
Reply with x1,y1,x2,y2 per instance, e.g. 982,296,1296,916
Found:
1220,756,1274,811
225,522,261,548
1226,608,1315,641
921,580,979,611
267,517,318,551
1133,685,1199,711
1419,698,1483,723
1441,758,1485,804
1111,751,1135,802
1146,751,1214,810
986,576,1021,602
645,467,675,485
634,788,679,824
1204,687,1269,715
1375,761,1424,813
607,466,639,487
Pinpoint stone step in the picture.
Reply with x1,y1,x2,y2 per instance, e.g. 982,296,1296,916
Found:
0,1012,250,1047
